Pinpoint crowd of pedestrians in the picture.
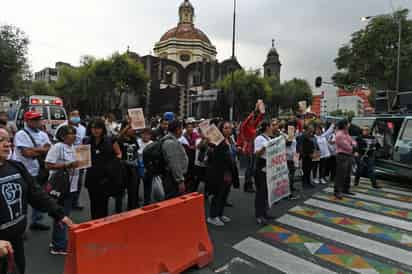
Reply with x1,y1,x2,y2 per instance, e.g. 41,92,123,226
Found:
0,103,382,273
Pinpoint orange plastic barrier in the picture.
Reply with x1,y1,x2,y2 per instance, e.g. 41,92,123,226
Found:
64,193,213,274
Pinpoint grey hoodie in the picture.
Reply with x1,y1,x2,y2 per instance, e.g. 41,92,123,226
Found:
162,133,189,184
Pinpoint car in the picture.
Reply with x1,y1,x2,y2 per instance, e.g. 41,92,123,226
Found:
351,115,412,182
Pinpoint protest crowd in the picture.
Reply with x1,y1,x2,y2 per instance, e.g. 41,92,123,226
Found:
0,100,382,274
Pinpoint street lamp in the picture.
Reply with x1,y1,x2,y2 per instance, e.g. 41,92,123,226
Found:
229,0,237,121
361,13,402,100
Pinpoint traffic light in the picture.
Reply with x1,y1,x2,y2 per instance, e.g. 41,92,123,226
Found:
315,77,323,88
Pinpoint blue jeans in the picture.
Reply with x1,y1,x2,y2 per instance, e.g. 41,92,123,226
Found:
52,193,74,250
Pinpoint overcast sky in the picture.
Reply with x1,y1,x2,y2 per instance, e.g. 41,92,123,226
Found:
2,0,411,90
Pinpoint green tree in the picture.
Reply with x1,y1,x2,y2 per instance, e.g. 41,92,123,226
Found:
0,24,29,94
54,53,148,115
215,70,271,119
332,9,412,90
279,78,313,112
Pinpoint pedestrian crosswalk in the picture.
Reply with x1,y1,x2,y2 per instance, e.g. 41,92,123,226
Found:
232,179,412,274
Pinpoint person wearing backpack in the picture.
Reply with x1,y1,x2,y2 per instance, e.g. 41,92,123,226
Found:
0,128,73,274
13,111,51,231
83,119,122,220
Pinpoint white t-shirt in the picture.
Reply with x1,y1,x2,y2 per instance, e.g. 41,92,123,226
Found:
45,143,79,193
137,138,153,162
55,122,87,145
13,128,51,177
254,134,271,159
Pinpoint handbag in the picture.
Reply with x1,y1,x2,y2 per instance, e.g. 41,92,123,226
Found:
45,144,71,200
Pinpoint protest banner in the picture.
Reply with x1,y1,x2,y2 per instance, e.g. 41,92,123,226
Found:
266,136,290,206
75,145,92,169
128,108,145,129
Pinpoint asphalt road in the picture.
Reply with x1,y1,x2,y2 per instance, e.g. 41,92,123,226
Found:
24,175,412,274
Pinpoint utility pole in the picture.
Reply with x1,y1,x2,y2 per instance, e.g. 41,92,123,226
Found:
229,0,236,121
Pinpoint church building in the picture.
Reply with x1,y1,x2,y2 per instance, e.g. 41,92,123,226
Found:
128,0,281,118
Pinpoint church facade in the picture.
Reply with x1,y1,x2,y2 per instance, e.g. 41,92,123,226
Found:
128,0,281,118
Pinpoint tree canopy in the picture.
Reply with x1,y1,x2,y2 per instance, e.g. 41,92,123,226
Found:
332,9,412,91
0,24,29,94
216,70,313,119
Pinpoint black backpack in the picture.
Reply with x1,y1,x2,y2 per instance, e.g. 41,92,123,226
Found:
143,136,171,175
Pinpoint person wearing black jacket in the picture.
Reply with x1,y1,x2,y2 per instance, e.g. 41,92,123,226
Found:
354,126,381,189
84,119,122,220
152,118,168,141
0,128,73,274
206,121,240,227
298,124,316,188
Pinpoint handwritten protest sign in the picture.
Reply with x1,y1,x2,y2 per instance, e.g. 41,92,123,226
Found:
75,145,92,169
266,136,290,206
205,124,224,146
128,108,145,130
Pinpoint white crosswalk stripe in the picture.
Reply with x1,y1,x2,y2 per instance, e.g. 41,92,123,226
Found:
323,187,412,210
233,237,338,274
304,198,412,231
357,183,412,196
277,214,412,267
228,182,412,274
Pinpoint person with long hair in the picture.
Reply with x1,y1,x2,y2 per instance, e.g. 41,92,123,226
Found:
207,121,239,226
84,119,122,219
334,119,357,199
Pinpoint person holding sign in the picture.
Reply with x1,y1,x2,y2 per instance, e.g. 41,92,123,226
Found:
45,125,80,255
254,121,276,225
206,121,240,227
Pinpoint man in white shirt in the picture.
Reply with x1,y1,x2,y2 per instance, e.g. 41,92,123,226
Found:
55,110,87,210
13,111,52,231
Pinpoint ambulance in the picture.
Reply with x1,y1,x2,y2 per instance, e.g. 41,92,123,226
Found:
14,95,68,136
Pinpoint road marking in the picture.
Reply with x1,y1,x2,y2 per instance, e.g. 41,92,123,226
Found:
259,225,411,274
277,214,412,267
304,199,412,232
291,204,412,247
233,237,337,274
314,192,412,221
324,187,412,210
356,183,412,196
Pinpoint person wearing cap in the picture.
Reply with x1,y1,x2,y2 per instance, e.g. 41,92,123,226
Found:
13,111,52,231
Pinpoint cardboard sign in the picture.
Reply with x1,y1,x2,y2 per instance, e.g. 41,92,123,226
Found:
75,145,92,169
205,124,224,146
128,108,145,130
287,126,295,141
266,136,290,206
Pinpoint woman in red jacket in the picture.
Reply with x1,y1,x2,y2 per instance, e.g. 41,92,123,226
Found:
236,102,264,193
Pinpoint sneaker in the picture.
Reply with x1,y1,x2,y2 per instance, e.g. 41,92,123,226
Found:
207,217,224,227
220,216,231,223
320,179,328,185
50,248,68,256
313,179,320,184
256,217,269,225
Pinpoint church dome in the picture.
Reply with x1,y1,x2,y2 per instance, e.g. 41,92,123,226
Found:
160,24,212,44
